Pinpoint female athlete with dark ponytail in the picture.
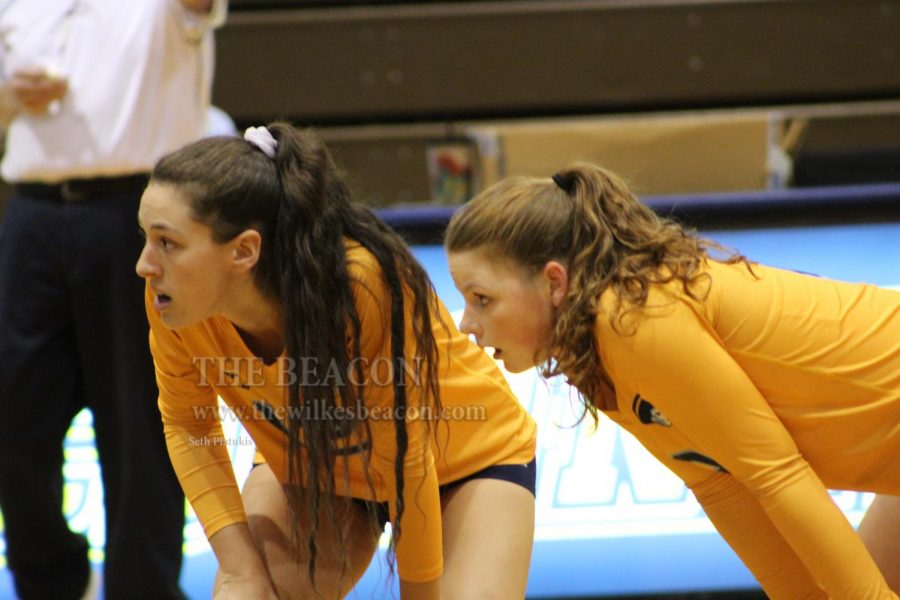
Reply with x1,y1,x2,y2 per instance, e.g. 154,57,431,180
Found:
137,123,537,599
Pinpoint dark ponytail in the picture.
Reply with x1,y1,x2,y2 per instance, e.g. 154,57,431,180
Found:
152,122,444,589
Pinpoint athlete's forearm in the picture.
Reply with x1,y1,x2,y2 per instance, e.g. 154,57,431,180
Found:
691,473,825,598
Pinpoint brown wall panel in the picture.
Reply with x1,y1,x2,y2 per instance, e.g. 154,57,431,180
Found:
213,0,900,124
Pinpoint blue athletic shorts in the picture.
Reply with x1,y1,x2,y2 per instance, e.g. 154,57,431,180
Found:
361,457,537,531
251,457,538,531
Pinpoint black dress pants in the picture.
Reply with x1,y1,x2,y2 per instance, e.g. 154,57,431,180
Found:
0,182,186,600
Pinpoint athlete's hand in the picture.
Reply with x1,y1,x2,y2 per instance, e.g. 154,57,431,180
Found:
8,67,68,115
213,572,280,600
209,523,277,599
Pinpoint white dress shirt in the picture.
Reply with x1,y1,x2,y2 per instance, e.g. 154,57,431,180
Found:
0,0,226,183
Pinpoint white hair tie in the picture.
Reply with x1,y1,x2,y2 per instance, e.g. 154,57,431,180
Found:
244,126,278,158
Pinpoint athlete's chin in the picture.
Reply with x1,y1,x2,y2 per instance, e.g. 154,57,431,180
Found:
499,358,535,374
158,310,193,331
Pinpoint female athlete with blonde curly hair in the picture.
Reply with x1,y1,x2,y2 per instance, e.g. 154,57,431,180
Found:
444,163,899,599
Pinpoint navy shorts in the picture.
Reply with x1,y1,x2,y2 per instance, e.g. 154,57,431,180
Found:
252,457,537,532
359,457,537,531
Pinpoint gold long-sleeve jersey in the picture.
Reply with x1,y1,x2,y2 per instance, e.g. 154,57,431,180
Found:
147,241,536,582
596,259,899,599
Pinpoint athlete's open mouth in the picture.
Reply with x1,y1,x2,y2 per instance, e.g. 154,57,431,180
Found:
155,293,172,309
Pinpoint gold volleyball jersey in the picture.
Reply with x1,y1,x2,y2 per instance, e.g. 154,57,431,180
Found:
597,259,899,599
147,241,536,582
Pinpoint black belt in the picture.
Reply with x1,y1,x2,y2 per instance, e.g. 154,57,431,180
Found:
16,173,150,203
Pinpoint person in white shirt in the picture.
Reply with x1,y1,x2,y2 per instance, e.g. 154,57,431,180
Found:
0,1,226,598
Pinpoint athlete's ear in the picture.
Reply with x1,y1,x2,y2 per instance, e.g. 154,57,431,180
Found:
231,229,261,273
543,260,569,308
